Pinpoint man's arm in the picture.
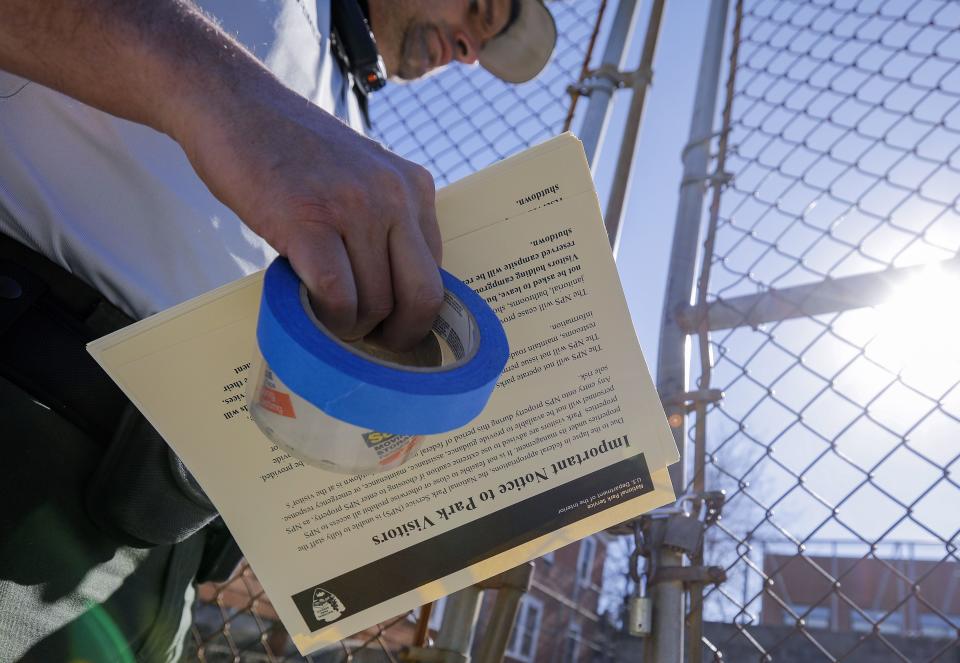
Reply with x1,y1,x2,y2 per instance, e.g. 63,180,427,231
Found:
0,0,443,349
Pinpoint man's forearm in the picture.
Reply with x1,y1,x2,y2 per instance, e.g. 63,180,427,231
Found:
0,0,447,349
0,0,281,140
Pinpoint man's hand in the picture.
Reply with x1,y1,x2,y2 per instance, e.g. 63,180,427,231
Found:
177,84,444,349
0,0,443,349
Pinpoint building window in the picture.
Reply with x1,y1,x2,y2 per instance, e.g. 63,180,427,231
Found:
576,537,597,587
561,621,582,663
783,604,830,630
919,613,960,639
506,595,544,662
851,608,903,635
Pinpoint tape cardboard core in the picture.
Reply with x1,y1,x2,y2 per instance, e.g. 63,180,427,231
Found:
299,285,477,372
349,332,443,368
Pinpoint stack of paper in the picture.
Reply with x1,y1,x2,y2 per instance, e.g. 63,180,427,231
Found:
88,133,679,654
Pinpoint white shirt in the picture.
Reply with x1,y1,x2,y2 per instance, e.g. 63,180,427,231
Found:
0,0,363,318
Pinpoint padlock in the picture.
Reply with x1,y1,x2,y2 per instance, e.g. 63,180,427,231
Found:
662,512,703,553
628,596,653,637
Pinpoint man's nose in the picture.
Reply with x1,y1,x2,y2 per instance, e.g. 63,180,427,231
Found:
452,28,481,65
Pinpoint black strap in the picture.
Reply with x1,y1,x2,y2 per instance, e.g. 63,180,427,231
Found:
0,231,133,334
0,234,132,442
0,232,233,556
330,0,386,127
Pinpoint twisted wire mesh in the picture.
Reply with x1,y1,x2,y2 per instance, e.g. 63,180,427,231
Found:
185,562,415,662
368,1,605,186
183,2,605,660
694,0,960,660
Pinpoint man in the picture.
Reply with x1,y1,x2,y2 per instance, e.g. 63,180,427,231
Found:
0,1,556,661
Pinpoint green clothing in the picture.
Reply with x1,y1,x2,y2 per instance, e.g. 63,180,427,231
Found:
0,376,205,662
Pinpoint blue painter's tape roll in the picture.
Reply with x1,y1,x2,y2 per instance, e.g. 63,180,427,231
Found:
256,257,509,434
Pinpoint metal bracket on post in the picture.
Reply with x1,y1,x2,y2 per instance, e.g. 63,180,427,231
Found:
650,565,727,586
566,64,652,98
679,169,733,190
661,388,724,415
578,0,643,166
680,130,724,159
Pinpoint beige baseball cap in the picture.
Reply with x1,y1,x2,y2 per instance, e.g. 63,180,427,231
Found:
479,0,558,84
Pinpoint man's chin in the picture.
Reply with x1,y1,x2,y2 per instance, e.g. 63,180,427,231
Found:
393,63,447,82
390,60,446,82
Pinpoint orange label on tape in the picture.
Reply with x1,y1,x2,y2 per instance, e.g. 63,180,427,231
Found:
259,386,296,418
378,435,423,467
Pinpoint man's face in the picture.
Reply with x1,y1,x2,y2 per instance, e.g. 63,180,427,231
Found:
367,0,515,80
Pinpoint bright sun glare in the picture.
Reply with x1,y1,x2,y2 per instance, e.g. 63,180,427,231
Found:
864,262,960,388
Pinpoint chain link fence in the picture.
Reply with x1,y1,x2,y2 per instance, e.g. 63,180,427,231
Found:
369,1,606,186
183,2,608,660
185,561,418,662
184,1,960,660
690,0,960,660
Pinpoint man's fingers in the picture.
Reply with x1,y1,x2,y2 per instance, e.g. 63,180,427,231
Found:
343,231,394,340
419,208,443,266
413,167,443,265
378,227,444,351
285,225,358,338
262,154,441,349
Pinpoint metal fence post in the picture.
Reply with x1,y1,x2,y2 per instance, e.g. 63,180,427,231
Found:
431,586,484,662
652,0,730,661
655,0,729,511
603,0,666,253
474,563,534,663
578,0,643,167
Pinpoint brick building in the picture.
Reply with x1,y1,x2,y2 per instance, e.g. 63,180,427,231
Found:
614,546,960,662
189,534,614,661
470,534,615,663
762,550,960,638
